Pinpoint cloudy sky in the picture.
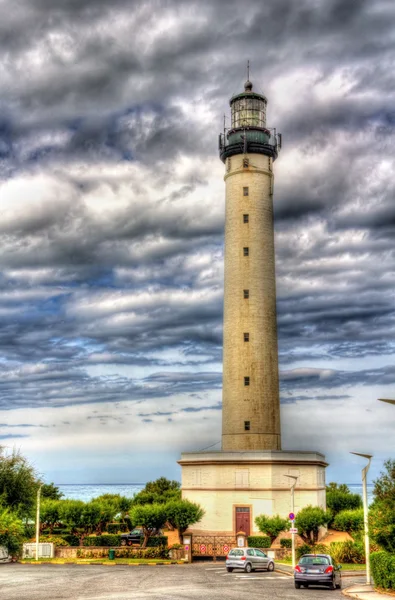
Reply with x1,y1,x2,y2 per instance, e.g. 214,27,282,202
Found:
0,0,394,485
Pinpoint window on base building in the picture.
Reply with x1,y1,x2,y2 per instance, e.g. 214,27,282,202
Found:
244,376,250,386
244,332,249,342
235,469,250,487
243,247,249,256
244,421,250,431
243,214,249,223
243,289,249,299
243,186,249,196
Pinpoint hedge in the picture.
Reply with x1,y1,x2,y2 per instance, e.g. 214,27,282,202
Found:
147,536,168,547
76,547,169,559
62,534,80,547
83,535,121,547
371,551,395,590
247,536,271,548
280,539,292,548
82,535,168,547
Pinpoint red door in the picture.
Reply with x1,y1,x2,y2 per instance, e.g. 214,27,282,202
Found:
235,507,251,535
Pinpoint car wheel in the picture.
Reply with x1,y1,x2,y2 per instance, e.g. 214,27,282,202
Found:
226,567,233,572
267,562,274,572
127,540,133,546
244,563,252,573
294,582,301,589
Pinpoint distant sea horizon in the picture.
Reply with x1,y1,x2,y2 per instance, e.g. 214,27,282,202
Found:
57,482,374,504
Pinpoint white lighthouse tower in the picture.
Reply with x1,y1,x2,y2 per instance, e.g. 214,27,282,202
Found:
220,78,281,452
179,75,327,547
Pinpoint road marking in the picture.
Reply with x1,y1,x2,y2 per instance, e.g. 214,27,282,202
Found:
235,574,290,580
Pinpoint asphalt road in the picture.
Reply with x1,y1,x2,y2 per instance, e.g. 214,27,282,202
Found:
0,563,365,600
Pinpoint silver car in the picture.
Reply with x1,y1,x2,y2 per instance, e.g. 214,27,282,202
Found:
226,547,275,573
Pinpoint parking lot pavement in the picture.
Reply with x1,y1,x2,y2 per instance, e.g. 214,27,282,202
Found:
0,563,366,600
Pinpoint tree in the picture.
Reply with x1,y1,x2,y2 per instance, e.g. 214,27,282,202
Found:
294,505,331,544
326,482,362,521
130,504,168,548
0,446,40,518
254,514,289,544
0,506,24,555
58,500,85,536
132,478,181,506
326,482,351,494
165,500,205,542
41,483,63,500
40,500,61,533
369,459,395,552
92,494,132,521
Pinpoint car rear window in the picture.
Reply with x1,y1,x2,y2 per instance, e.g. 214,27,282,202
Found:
229,549,244,557
300,556,330,565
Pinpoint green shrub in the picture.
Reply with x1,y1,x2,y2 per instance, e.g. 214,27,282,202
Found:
106,523,128,534
38,535,69,547
247,536,271,548
83,534,121,547
146,536,168,547
280,539,292,548
62,534,80,547
371,551,395,590
329,541,365,564
332,509,364,533
296,543,327,559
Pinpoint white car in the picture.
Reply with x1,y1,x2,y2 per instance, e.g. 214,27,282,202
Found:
225,547,275,573
0,546,10,563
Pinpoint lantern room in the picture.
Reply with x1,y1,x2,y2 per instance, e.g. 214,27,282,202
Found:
230,80,267,129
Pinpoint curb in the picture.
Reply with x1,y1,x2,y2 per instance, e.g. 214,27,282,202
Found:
19,561,186,566
275,568,292,577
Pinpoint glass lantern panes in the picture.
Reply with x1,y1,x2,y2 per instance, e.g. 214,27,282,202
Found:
231,96,266,128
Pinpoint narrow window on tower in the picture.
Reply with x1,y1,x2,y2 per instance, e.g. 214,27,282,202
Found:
243,247,249,256
244,421,250,431
243,158,249,168
244,333,249,342
243,186,249,196
243,214,249,223
243,289,249,299
227,158,231,172
244,376,250,386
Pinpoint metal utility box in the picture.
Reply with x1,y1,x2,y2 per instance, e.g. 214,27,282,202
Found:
22,543,54,559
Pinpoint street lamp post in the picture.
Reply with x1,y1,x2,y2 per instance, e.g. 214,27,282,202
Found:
35,485,42,561
350,452,372,585
378,398,395,406
284,475,298,569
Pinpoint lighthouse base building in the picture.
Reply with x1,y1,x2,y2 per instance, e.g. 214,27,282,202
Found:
179,451,326,536
178,79,327,549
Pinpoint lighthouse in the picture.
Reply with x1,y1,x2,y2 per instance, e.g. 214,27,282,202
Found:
219,79,281,452
179,75,327,546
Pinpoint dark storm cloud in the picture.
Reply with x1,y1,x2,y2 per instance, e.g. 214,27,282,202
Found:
0,0,394,422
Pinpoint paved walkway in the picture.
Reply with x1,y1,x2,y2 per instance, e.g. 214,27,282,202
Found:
343,583,395,599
